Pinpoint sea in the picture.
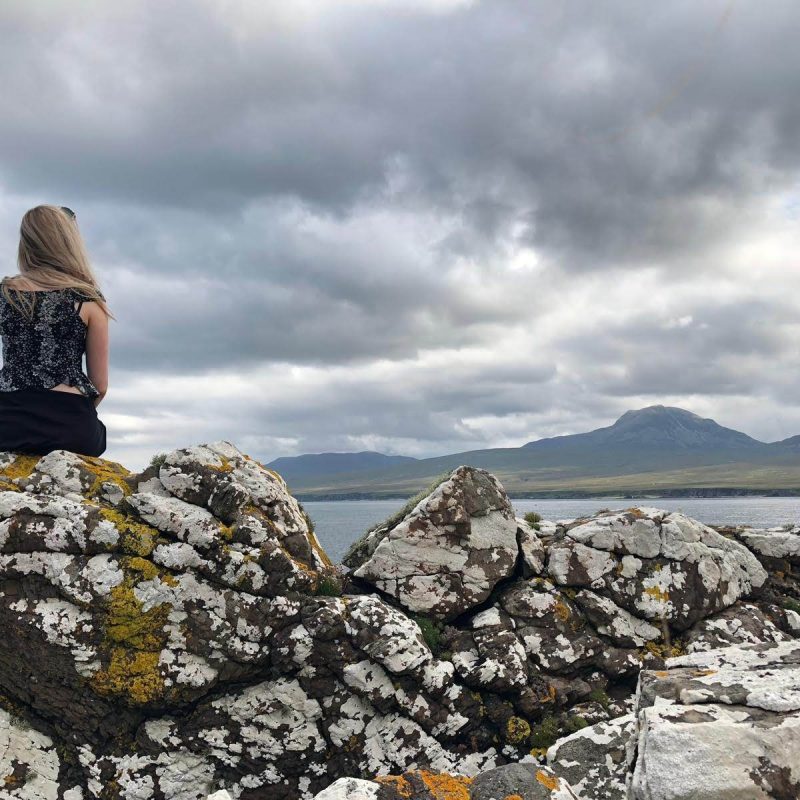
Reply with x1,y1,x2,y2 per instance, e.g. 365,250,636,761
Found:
304,497,800,563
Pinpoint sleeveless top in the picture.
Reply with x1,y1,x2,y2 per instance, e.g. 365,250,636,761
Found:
0,281,102,399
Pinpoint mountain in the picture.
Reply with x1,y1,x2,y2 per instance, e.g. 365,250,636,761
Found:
524,406,761,450
266,451,417,485
278,406,800,498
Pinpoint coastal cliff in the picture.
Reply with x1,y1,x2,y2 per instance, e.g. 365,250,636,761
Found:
0,443,797,799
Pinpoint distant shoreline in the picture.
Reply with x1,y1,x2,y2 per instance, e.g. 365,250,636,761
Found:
298,487,800,502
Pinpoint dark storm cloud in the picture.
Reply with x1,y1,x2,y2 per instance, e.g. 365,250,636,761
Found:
2,0,798,266
1,0,799,467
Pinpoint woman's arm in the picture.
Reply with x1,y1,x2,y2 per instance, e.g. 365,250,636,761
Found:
84,302,109,408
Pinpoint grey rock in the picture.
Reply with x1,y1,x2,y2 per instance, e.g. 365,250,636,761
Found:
352,466,524,620
546,713,635,800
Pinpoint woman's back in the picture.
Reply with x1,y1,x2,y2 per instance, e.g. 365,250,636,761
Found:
0,281,101,398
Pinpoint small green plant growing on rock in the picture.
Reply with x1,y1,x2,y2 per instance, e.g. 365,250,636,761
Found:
315,575,342,597
563,714,588,734
524,511,542,530
528,715,560,749
148,452,168,471
782,597,800,615
588,687,611,709
411,614,444,654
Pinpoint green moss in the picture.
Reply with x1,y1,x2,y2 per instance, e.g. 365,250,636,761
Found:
316,575,342,597
782,597,800,614
411,614,444,654
564,714,588,734
588,687,611,709
528,715,560,750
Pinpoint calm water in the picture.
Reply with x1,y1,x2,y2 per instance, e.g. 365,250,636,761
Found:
305,497,800,564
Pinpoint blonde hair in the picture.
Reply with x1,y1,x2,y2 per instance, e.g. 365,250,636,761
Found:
1,205,114,321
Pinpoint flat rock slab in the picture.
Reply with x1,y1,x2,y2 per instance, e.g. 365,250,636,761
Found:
628,641,800,799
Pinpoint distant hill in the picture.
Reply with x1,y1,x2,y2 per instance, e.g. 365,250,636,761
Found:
266,451,417,485
275,406,800,499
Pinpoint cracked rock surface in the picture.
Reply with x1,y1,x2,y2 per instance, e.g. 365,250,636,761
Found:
626,641,800,800
0,447,797,799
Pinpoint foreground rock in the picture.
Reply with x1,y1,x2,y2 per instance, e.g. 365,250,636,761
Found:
0,446,797,799
546,714,635,800
628,640,800,799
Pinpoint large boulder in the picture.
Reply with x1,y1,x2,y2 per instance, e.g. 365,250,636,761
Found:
627,640,800,799
546,508,767,631
348,466,526,621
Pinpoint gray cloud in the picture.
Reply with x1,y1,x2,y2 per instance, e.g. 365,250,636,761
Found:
1,0,799,469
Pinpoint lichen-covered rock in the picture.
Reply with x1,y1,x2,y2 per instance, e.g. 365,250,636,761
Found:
683,602,792,652
0,447,797,800
0,705,65,798
546,713,635,800
627,641,800,799
469,763,580,800
735,526,800,566
547,508,767,630
311,778,379,799
350,466,527,620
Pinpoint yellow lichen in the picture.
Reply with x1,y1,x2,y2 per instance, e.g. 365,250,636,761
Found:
218,522,234,540
211,455,234,473
505,716,531,744
643,640,685,659
308,529,334,568
89,556,171,705
418,771,473,800
98,508,159,557
529,747,548,758
91,649,163,706
691,668,717,677
553,599,571,622
0,453,40,483
535,770,559,790
78,454,131,497
643,586,670,603
375,776,412,798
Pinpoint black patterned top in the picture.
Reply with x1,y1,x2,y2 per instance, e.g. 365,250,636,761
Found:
0,282,101,398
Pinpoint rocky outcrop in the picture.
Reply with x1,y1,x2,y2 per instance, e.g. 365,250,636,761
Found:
0,445,797,799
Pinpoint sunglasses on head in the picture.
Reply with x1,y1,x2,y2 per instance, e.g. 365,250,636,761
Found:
61,206,76,220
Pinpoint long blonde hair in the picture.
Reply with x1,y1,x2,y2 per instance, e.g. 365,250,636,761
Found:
2,205,114,321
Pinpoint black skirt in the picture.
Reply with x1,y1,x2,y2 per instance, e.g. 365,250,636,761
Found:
0,387,106,458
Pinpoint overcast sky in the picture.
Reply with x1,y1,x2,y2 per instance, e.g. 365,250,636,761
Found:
1,0,799,471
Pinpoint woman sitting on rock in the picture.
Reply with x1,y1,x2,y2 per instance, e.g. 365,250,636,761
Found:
0,205,112,457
